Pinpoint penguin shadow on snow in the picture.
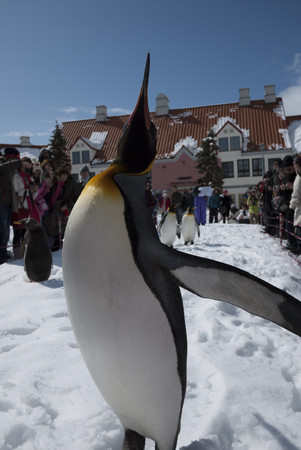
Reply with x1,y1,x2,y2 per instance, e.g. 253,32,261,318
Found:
253,413,300,450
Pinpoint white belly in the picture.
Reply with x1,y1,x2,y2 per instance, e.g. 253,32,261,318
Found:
63,190,182,448
160,214,177,246
182,215,196,242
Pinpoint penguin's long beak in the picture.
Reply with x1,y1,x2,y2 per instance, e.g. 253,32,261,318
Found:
113,53,157,174
128,53,151,131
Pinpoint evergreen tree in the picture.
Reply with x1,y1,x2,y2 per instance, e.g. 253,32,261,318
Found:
195,128,223,189
49,121,69,169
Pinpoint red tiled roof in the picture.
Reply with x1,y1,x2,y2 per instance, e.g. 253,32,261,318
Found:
61,98,288,163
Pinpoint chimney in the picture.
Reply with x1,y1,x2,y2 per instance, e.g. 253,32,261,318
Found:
239,88,251,106
96,105,107,122
19,136,31,147
264,85,276,103
155,93,169,116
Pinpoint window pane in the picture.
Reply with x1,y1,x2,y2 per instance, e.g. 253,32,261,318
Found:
222,161,234,178
218,137,229,151
72,151,80,165
82,150,90,163
230,136,241,151
237,159,250,177
252,158,263,176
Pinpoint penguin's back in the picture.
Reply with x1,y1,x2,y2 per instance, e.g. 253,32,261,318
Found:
24,228,52,282
63,181,183,449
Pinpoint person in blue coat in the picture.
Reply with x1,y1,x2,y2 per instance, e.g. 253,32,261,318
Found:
208,187,221,223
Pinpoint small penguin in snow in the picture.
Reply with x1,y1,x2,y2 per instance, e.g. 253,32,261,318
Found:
181,206,200,245
158,206,180,247
21,218,52,282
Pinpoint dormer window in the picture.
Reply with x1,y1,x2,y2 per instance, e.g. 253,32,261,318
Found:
217,122,242,151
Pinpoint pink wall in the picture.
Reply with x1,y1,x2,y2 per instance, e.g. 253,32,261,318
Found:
151,151,201,191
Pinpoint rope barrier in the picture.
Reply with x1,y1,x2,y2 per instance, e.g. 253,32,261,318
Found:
264,212,301,266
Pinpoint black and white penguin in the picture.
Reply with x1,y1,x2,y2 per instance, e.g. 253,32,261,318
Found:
181,206,200,245
158,207,179,247
63,55,301,450
22,218,52,282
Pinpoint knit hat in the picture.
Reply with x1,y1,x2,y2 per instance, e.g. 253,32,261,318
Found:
39,148,52,164
283,155,294,168
32,158,41,173
4,147,20,159
295,156,301,167
80,165,90,174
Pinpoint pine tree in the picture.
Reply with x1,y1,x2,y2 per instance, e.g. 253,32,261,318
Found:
195,128,223,189
49,121,69,169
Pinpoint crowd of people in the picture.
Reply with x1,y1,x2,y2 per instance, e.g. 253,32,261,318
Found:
2,146,301,265
147,154,301,256
0,147,91,264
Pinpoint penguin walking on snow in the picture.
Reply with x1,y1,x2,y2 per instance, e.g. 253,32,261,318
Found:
181,206,200,245
158,207,179,247
19,218,52,282
63,55,301,450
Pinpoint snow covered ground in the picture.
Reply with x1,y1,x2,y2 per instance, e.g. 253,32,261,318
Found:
1,223,301,450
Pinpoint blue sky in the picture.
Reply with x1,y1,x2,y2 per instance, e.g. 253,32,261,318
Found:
1,0,301,146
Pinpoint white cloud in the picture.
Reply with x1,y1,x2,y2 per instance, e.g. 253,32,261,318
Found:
7,131,34,137
108,107,131,116
280,53,301,116
281,85,301,116
60,106,95,115
285,53,301,76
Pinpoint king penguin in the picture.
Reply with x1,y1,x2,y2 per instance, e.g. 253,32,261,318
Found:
22,218,52,282
181,206,200,245
63,54,301,450
159,207,179,247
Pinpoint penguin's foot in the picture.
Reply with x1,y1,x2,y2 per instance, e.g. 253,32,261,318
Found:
122,429,145,450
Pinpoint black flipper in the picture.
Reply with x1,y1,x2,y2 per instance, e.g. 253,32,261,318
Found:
115,172,301,339
158,245,301,338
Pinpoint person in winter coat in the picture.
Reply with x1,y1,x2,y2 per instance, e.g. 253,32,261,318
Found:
79,166,91,187
62,163,83,210
208,188,221,223
279,155,297,252
44,199,70,251
170,186,183,224
12,158,34,258
31,159,42,185
289,156,301,253
41,159,55,182
0,148,22,264
247,189,260,224
220,189,231,224
49,168,69,210
158,190,171,216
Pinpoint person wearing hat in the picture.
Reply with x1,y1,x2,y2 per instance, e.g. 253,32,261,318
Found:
279,155,297,251
0,148,22,264
289,156,301,253
220,189,231,224
208,187,221,223
31,158,42,185
80,165,91,187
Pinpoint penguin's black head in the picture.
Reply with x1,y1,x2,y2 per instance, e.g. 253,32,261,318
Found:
23,218,41,232
113,53,157,174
